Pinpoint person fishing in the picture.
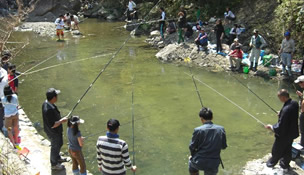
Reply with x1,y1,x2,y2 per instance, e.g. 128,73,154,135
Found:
249,29,266,72
127,0,136,21
229,45,243,72
42,88,68,170
195,28,208,52
55,15,65,41
177,6,187,44
278,31,295,76
2,85,19,148
67,116,87,175
189,107,227,175
213,19,225,53
7,64,18,94
295,75,304,147
159,7,166,40
96,119,137,175
265,89,299,172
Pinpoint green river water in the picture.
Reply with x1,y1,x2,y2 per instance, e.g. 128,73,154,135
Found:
10,19,298,174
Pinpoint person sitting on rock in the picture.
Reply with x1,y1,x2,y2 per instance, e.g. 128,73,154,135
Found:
195,28,208,52
166,20,176,34
229,24,241,45
70,14,80,30
224,7,236,22
229,45,243,72
55,15,65,41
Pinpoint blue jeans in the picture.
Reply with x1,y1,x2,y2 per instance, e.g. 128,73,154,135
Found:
48,133,63,166
189,160,218,175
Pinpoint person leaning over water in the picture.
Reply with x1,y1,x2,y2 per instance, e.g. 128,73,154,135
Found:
265,89,299,172
295,75,304,147
67,116,87,175
96,119,136,175
189,107,227,175
42,88,68,170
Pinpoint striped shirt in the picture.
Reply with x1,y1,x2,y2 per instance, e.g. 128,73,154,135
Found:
96,133,132,175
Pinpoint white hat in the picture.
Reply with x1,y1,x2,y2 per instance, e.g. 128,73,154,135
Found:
70,116,85,125
294,75,304,83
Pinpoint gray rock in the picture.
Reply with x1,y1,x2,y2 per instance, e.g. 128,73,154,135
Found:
106,14,116,21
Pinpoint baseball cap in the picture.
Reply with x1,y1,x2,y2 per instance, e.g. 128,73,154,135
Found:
284,31,291,36
253,29,259,34
294,76,304,83
70,116,84,125
46,88,61,99
107,119,120,131
234,38,239,42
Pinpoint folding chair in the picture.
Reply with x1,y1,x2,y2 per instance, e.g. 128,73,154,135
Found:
17,147,30,162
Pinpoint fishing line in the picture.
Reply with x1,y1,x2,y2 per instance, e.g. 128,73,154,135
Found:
185,72,266,127
116,18,178,29
8,52,57,84
131,75,136,174
24,53,113,75
65,0,163,118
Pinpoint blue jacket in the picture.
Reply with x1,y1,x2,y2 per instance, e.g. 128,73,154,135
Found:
189,121,227,170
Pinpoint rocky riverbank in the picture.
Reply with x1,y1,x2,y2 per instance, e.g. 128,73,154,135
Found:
0,109,92,175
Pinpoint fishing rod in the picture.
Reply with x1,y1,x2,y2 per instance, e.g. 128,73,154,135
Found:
131,75,136,174
185,49,225,169
24,52,113,75
65,0,163,118
185,72,266,127
8,52,57,84
117,18,178,29
212,54,278,114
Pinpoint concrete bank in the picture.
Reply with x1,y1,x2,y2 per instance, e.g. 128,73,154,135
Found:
1,109,92,175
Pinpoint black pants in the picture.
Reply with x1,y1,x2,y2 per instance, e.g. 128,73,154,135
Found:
300,113,304,146
48,133,63,166
0,106,4,133
216,37,222,52
127,10,134,21
195,40,208,49
267,137,293,169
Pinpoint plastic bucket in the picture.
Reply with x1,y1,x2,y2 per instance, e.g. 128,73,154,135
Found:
269,68,277,76
243,67,249,74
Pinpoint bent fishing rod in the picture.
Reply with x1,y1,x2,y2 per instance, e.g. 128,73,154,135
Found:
185,49,224,169
117,18,178,28
131,75,136,175
65,0,163,118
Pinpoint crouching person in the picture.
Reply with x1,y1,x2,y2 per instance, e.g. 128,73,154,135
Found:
229,46,243,72
195,28,208,52
189,107,227,175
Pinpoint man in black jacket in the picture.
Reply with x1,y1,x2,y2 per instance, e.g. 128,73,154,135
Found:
189,107,227,175
42,88,67,170
265,89,299,171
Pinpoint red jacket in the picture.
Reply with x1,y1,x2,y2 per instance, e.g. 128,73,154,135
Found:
229,49,243,59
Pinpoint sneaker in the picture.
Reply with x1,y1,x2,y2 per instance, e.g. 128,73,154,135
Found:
58,157,69,163
51,163,65,170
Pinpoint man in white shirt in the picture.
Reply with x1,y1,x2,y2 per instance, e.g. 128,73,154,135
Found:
279,31,295,76
127,0,136,21
0,66,8,132
55,15,65,40
249,29,266,72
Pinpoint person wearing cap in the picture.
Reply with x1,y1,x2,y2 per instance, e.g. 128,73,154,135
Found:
229,38,242,51
195,28,208,52
96,119,137,175
2,85,19,148
249,29,266,72
265,89,299,172
229,45,243,72
42,88,68,170
279,31,295,76
0,65,8,133
1,53,11,71
67,116,87,175
189,107,227,175
295,75,304,146
55,15,65,41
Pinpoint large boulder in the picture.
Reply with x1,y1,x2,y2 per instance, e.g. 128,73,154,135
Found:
26,0,81,22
